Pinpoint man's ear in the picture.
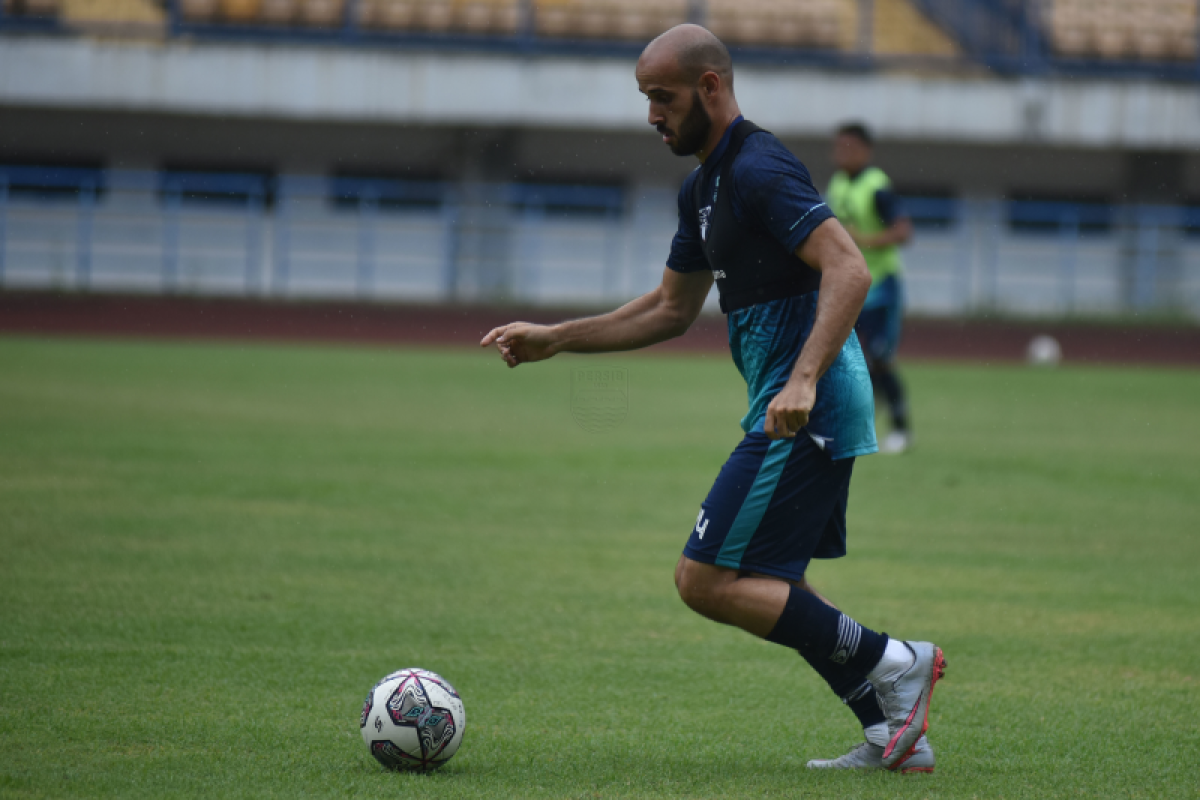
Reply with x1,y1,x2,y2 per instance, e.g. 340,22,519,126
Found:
699,71,721,98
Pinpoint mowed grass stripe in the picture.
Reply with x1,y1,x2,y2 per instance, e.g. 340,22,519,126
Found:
1,336,1197,799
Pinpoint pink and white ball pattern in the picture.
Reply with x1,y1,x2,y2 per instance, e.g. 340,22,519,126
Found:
360,668,466,772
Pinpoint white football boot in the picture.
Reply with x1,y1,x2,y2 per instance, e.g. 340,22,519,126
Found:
880,430,912,454
871,641,947,769
806,735,935,773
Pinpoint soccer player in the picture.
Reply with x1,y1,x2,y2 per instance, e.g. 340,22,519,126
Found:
826,123,915,454
481,25,945,772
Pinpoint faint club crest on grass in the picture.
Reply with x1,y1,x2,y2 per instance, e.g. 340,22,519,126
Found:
570,367,628,433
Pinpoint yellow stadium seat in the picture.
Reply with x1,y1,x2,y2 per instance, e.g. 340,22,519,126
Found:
219,0,261,22
298,0,341,26
1046,0,1197,60
254,0,291,24
180,0,218,20
358,0,418,30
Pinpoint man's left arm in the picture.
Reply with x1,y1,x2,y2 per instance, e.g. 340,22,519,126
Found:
848,189,913,248
763,218,871,440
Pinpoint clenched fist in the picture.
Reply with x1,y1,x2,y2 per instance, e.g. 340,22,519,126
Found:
763,378,816,440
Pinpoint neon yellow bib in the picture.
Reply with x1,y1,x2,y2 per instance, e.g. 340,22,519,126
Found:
826,166,902,285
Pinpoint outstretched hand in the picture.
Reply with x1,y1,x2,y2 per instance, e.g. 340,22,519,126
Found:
480,322,558,368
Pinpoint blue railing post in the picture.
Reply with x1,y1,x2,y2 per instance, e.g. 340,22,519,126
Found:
272,185,290,296
76,179,96,290
982,199,1003,311
954,199,974,311
440,191,460,301
1132,205,1159,311
356,187,377,299
0,175,7,285
603,204,621,301
517,201,545,302
246,187,264,295
163,181,181,293
1059,206,1080,314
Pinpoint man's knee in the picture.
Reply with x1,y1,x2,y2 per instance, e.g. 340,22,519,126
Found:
674,557,733,617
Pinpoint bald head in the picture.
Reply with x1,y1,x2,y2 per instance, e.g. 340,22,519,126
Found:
640,24,734,89
637,24,741,160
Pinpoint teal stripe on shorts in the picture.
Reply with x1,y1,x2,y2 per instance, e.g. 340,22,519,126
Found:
715,437,792,570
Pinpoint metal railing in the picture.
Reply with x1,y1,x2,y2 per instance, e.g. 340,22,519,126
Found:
2,167,1199,318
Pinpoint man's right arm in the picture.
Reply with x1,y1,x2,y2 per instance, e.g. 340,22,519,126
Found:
480,267,714,368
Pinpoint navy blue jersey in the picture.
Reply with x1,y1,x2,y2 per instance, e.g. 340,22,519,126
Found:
665,121,876,460
667,118,834,275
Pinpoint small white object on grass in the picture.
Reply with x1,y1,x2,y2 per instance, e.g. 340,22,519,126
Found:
1027,334,1062,367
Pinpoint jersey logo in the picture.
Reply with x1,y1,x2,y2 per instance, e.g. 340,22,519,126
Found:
711,269,726,280
699,205,712,241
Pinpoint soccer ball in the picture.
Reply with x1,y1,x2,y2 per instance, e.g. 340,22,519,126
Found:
1027,334,1063,367
360,668,466,772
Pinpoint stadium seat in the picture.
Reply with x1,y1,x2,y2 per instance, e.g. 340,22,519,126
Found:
298,0,343,27
357,0,418,30
1044,0,1197,61
179,0,218,21
3,0,62,16
357,0,518,34
533,0,686,42
458,1,520,35
57,0,165,27
707,0,845,49
221,0,262,23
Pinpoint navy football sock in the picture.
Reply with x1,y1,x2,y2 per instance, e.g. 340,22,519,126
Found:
873,367,910,431
765,584,887,678
798,652,887,729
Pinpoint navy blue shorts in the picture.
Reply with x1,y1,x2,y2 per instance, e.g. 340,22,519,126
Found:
683,431,855,582
855,274,904,364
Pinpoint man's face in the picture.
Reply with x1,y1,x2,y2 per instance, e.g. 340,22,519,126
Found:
833,133,871,174
638,63,712,157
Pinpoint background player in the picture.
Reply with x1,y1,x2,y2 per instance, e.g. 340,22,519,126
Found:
482,25,944,772
826,123,915,454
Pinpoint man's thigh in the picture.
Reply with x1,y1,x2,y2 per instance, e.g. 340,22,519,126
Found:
683,431,855,583
855,276,904,365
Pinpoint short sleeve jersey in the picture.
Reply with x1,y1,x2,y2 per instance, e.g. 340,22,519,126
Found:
664,121,877,460
667,120,834,275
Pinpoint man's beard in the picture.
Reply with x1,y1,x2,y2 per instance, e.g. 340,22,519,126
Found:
665,90,712,157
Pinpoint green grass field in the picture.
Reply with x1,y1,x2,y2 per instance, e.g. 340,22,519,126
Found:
1,335,1198,799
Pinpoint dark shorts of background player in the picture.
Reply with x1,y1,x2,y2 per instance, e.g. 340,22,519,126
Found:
684,431,855,583
855,274,904,364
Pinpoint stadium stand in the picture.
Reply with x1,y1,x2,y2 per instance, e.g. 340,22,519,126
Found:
8,0,1197,67
358,0,519,34
705,0,844,49
533,0,686,42
61,0,164,27
2,0,62,18
872,0,959,56
1045,0,1197,60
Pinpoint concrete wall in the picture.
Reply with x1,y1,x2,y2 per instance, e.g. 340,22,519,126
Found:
5,37,1200,150
5,106,1200,204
